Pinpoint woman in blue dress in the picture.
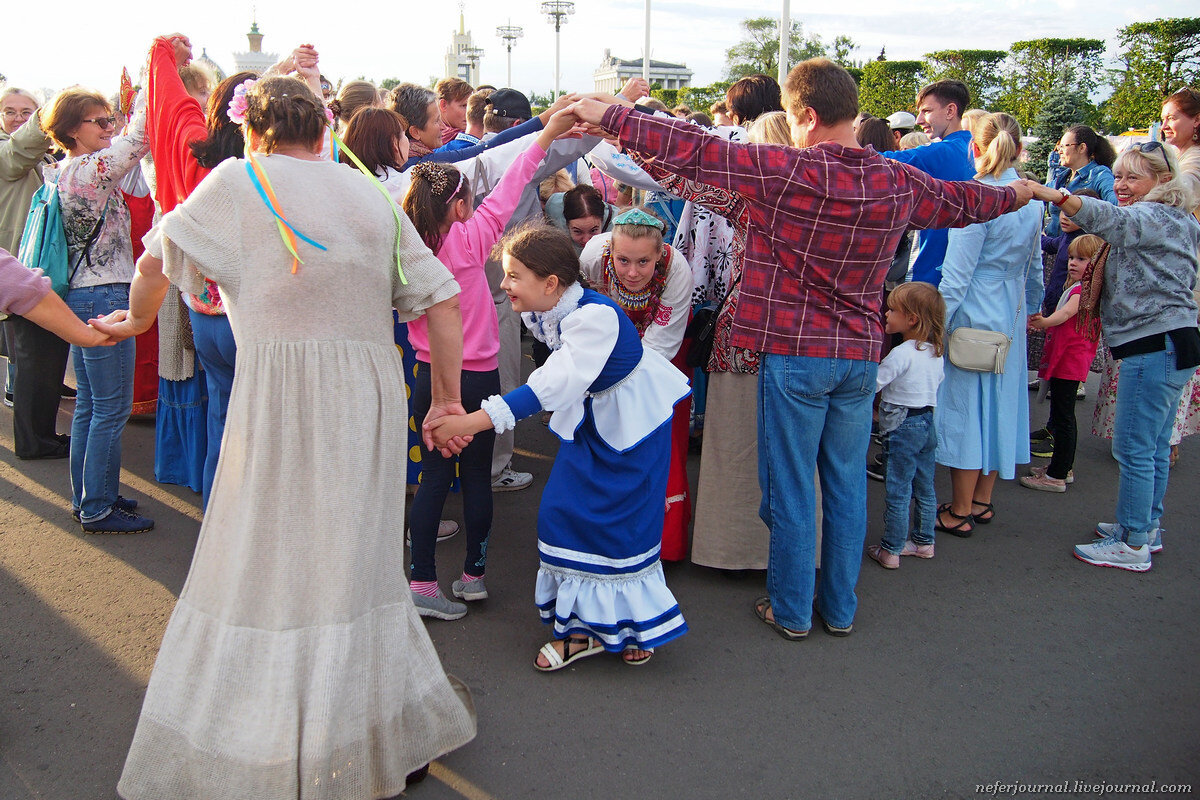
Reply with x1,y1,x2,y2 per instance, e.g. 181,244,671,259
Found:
935,112,1044,536
427,224,690,670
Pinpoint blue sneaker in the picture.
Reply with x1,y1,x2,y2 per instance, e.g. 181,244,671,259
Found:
73,495,138,522
1094,522,1162,554
81,506,154,534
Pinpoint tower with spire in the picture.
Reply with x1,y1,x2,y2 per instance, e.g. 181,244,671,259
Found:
232,14,279,75
445,4,482,85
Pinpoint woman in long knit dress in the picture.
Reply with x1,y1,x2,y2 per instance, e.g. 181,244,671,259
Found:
934,113,1043,536
92,77,475,798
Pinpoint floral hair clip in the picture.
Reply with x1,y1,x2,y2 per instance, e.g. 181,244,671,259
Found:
226,78,257,125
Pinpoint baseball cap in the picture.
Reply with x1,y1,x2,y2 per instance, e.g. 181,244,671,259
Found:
487,88,533,120
887,111,916,130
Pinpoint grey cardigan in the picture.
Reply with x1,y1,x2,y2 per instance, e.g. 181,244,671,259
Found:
1069,196,1200,349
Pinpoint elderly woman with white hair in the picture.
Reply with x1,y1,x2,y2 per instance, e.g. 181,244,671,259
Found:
1026,142,1200,572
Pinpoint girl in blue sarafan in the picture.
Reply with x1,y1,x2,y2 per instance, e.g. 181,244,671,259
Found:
426,224,690,671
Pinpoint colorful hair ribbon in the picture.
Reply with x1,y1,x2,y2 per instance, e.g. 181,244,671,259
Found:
329,127,407,285
243,144,328,273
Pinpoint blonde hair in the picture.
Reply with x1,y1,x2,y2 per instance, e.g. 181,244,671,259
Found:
961,108,989,139
747,111,790,145
899,131,930,150
973,112,1022,179
539,169,574,202
1,87,40,109
329,80,380,128
887,281,946,357
1068,233,1105,262
178,63,215,101
1113,144,1194,209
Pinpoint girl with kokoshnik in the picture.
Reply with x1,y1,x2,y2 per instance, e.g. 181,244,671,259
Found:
579,207,695,561
426,224,691,670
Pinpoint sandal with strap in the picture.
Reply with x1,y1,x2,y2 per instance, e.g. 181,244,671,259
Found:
753,596,809,641
534,636,604,672
970,500,995,524
935,504,975,538
622,646,655,666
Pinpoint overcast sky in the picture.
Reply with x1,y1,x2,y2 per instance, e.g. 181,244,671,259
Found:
3,0,1196,99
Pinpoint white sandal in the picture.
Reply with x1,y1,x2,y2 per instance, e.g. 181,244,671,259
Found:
534,636,604,672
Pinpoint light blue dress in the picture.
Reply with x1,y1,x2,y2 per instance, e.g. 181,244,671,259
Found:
936,168,1044,478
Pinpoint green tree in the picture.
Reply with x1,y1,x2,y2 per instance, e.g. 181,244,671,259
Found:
1104,17,1200,132
858,60,923,117
1028,74,1093,177
724,17,824,80
996,38,1104,130
651,88,680,107
379,78,402,92
829,35,858,68
922,49,1008,109
679,82,733,111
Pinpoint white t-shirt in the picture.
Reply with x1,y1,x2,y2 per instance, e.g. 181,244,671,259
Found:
876,339,944,408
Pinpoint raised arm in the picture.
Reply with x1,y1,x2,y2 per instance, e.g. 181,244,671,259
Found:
146,35,208,210
904,164,1024,231
0,112,52,181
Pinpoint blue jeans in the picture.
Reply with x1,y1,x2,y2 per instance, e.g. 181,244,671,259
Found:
758,353,876,632
188,308,237,508
66,284,135,522
1112,339,1196,547
881,411,937,553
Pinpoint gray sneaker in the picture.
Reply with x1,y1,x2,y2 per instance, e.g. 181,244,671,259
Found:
410,589,467,620
492,467,532,492
452,576,489,601
1095,522,1162,554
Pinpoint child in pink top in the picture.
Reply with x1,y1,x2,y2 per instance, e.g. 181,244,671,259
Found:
401,109,577,618
1022,234,1104,493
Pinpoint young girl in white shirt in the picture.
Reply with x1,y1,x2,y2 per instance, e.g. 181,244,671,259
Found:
867,282,946,569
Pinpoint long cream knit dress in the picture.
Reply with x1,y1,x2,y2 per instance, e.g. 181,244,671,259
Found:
117,154,475,799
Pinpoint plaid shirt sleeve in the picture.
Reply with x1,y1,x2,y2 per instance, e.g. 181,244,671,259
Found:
899,163,1017,230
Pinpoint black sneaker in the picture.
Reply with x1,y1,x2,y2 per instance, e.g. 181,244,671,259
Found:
866,454,886,482
1030,438,1055,459
1030,428,1053,442
2,391,11,407
81,506,155,534
61,384,77,399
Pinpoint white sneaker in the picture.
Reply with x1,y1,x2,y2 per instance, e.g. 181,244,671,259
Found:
406,519,460,547
1094,522,1162,554
1074,536,1151,572
492,466,532,492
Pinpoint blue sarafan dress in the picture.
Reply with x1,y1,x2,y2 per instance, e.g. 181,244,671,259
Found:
481,284,691,652
936,168,1045,478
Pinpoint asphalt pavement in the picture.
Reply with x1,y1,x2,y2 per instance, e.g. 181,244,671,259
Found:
1,365,1198,800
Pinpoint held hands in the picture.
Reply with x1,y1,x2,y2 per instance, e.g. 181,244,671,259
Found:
618,77,651,103
1027,313,1049,331
165,34,193,68
292,45,321,83
422,401,473,458
1009,178,1036,209
87,309,142,343
544,107,587,141
424,414,476,451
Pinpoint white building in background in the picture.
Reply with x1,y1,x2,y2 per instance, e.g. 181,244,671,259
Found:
232,20,277,75
593,49,693,93
195,49,227,82
445,12,482,85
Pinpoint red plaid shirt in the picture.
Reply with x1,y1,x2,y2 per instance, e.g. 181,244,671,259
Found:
606,106,1017,361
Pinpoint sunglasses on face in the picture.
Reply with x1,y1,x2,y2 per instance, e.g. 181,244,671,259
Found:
81,116,117,130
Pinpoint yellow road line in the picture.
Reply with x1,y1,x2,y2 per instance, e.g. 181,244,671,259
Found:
512,446,553,462
429,761,498,800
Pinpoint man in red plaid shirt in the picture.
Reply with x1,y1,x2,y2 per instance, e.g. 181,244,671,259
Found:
571,59,1033,639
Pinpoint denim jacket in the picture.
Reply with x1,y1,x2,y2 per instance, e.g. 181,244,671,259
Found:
1044,159,1117,236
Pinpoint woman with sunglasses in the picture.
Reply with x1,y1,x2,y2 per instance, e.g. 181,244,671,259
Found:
40,87,153,533
1025,141,1200,572
1045,125,1117,236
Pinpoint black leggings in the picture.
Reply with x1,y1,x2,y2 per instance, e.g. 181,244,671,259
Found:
408,362,499,582
1045,377,1079,479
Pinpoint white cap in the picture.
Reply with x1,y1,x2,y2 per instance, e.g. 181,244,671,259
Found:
887,111,917,130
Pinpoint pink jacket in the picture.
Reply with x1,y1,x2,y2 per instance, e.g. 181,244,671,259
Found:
407,141,547,371
0,248,51,315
